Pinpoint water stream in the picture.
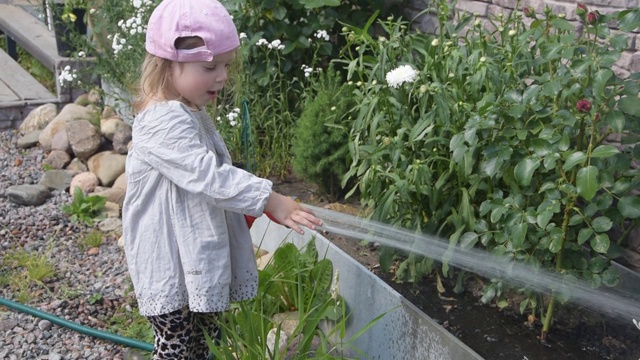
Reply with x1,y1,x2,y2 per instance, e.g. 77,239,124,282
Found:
305,204,640,325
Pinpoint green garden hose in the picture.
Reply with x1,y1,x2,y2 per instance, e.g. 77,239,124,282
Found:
0,296,154,352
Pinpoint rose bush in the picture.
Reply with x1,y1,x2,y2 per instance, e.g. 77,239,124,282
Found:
339,0,640,337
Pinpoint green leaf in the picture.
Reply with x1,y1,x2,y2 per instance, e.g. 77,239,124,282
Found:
590,144,620,158
563,151,586,171
298,0,340,8
617,196,640,218
514,158,540,186
601,266,620,287
589,257,609,273
591,216,613,232
531,138,552,156
460,232,479,250
590,233,610,254
576,166,598,201
618,96,640,116
536,207,554,229
617,8,640,32
578,228,593,245
593,69,613,100
605,110,625,132
550,18,575,31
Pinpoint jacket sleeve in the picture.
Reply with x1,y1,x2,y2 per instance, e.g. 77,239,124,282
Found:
132,102,272,217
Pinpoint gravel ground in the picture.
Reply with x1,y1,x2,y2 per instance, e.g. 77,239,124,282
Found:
0,130,148,360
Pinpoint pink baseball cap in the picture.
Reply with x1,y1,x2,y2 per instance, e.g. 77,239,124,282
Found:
145,0,240,62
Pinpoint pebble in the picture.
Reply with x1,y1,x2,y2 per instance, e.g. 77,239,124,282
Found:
0,130,133,358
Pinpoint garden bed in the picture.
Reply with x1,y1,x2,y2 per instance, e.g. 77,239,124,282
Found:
270,178,640,360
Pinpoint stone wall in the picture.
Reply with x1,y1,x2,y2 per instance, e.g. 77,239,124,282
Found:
403,0,640,77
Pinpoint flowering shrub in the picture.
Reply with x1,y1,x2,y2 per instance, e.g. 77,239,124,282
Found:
339,1,640,337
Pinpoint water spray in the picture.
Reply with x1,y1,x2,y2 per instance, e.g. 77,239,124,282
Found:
305,204,640,327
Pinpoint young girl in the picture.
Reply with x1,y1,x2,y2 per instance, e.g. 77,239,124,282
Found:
121,0,323,358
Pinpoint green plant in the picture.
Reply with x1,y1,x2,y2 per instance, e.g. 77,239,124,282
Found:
61,186,107,226
108,305,154,345
87,292,103,305
218,0,393,177
292,66,355,199
207,241,384,359
79,229,104,250
5,249,56,283
340,0,640,338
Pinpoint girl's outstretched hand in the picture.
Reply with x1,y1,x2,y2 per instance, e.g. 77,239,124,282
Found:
264,192,323,235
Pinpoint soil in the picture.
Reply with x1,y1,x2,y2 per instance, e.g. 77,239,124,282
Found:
272,175,640,360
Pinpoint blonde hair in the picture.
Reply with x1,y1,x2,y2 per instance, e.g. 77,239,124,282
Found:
133,37,206,112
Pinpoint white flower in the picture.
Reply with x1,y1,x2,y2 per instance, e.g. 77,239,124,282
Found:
385,65,419,88
268,39,282,49
479,56,486,63
239,32,247,39
256,38,268,46
371,80,377,85
315,30,330,41
229,120,237,127
77,51,86,58
132,0,143,9
431,39,439,46
331,106,337,111
89,8,96,14
58,67,78,86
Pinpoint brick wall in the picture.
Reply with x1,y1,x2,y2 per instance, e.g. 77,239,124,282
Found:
402,0,640,77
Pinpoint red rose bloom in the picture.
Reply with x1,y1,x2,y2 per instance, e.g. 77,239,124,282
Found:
587,12,598,25
577,99,592,113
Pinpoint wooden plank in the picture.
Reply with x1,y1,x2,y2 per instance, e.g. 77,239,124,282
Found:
0,76,20,103
0,48,56,102
0,3,62,71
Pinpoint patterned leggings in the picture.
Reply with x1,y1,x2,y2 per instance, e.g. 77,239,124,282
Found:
146,307,219,360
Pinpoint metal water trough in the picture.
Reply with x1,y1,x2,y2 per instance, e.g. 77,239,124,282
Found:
250,216,484,360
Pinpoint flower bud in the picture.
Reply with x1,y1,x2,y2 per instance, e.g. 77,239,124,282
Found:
508,29,517,37
594,114,600,122
383,137,391,146
576,3,588,17
431,39,439,46
419,85,428,93
576,99,592,113
587,11,598,25
524,7,535,18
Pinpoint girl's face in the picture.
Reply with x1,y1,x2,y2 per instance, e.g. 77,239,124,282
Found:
171,49,235,109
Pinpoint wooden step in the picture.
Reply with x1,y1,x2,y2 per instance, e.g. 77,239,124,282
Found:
0,47,57,108
0,2,63,72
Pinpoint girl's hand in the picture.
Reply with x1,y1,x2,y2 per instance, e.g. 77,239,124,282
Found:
264,192,323,235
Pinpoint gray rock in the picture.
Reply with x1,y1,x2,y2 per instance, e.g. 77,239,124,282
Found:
112,124,132,155
38,319,52,331
87,151,126,187
39,103,95,151
17,131,42,149
66,158,88,173
19,103,57,134
98,217,122,233
66,119,101,160
50,128,71,154
49,352,63,360
0,319,18,332
43,150,71,170
6,184,51,206
39,170,73,191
